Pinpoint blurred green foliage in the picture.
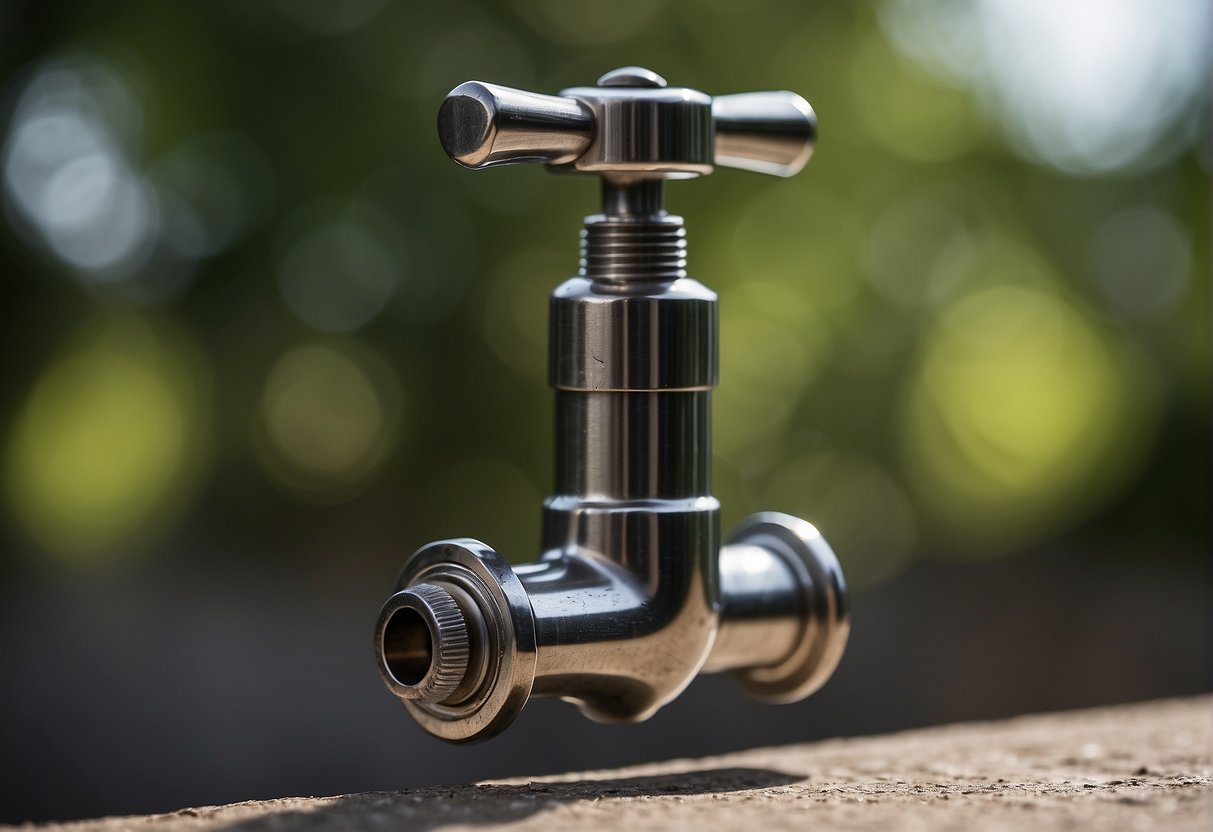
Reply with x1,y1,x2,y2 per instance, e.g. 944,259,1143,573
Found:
0,0,1207,586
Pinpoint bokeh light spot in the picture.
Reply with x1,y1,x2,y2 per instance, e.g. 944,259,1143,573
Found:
3,54,269,302
928,228,1061,300
902,285,1150,553
880,0,1211,173
861,189,973,307
3,56,157,280
278,221,399,333
258,343,401,498
852,32,982,162
151,132,273,260
357,178,479,327
1086,205,1191,319
4,318,207,563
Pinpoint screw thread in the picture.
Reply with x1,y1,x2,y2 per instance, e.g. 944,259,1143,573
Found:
579,217,687,285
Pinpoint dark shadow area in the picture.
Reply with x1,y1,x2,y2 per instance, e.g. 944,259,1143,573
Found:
216,768,803,832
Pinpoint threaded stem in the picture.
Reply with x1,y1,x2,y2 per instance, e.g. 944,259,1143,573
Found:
579,217,687,284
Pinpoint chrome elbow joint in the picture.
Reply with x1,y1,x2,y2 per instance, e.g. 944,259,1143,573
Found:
375,514,848,743
374,68,850,743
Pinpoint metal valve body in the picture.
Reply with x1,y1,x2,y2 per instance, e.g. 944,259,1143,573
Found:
375,68,849,742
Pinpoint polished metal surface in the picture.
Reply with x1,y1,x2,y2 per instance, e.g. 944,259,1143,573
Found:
437,81,593,169
377,67,849,742
597,66,668,88
434,70,817,178
550,277,716,390
557,81,714,178
713,91,818,177
707,513,850,701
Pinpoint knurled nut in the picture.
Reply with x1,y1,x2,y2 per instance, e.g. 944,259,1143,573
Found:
406,583,470,703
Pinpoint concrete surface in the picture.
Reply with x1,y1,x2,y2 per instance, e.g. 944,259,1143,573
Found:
19,696,1211,831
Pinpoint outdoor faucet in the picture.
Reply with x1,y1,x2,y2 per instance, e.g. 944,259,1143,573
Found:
374,67,850,742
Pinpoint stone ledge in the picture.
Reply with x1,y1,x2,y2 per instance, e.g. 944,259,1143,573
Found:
24,696,1211,832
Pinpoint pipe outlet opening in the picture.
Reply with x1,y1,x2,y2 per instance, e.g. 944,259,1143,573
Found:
376,583,472,703
383,606,432,686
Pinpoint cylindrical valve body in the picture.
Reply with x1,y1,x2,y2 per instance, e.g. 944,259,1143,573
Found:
532,207,720,719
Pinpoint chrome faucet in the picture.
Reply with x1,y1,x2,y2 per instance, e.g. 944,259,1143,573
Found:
374,67,849,742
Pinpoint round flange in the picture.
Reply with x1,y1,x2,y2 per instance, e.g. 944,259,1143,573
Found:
724,512,850,703
384,538,537,743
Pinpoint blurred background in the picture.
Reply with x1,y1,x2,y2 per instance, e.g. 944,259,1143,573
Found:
0,0,1208,823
